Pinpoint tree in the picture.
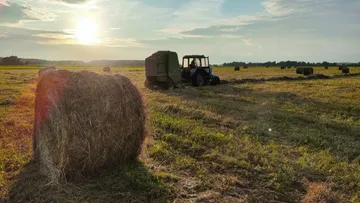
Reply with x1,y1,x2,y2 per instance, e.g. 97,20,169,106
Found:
2,56,22,65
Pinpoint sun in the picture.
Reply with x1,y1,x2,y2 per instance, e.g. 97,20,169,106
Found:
75,18,98,44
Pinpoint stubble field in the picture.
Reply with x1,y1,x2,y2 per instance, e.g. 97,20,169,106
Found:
1,66,360,202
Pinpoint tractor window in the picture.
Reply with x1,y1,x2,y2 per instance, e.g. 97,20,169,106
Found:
191,58,200,67
183,58,189,68
201,58,206,67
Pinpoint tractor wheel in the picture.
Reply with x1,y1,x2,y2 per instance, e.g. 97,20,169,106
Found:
211,76,220,85
192,71,207,87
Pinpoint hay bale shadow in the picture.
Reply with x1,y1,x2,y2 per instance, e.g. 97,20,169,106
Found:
7,160,172,203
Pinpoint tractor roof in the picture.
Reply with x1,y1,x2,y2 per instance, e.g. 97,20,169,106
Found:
183,55,207,58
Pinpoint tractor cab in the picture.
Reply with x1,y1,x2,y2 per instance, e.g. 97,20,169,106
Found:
180,55,219,86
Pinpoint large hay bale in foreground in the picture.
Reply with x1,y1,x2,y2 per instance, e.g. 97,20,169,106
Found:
33,70,146,183
38,66,56,77
103,67,111,72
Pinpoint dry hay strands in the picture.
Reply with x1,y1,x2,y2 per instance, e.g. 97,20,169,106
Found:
301,180,343,203
103,67,111,72
38,66,56,77
33,70,146,183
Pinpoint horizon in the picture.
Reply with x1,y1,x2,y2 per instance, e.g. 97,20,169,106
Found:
1,55,359,65
0,0,359,64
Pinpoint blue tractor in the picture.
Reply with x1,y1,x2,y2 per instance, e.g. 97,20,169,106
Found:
180,55,220,86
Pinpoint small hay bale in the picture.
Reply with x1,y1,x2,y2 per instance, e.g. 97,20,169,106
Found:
342,67,350,73
303,67,314,76
103,67,111,72
296,67,304,74
338,66,343,70
243,66,248,69
296,66,313,75
234,66,240,71
33,70,146,183
38,66,56,77
325,66,328,69
281,66,286,69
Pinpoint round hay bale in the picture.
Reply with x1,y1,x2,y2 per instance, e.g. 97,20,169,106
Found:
38,66,56,77
325,66,328,69
342,67,350,74
296,66,313,75
33,70,146,183
303,67,314,76
103,67,111,72
234,66,240,71
243,66,248,69
281,66,286,69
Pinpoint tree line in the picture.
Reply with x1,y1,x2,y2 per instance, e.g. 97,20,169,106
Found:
0,56,28,65
222,61,360,67
0,56,144,66
1,56,359,67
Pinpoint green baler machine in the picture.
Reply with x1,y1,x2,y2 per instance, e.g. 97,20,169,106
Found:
145,51,182,89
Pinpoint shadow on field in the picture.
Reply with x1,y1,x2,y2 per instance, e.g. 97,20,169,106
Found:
162,84,360,161
6,160,172,203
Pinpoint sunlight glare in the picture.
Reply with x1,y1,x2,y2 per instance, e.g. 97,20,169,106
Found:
75,18,98,44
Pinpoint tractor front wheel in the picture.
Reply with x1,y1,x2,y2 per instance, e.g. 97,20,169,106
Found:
192,72,207,87
211,76,220,85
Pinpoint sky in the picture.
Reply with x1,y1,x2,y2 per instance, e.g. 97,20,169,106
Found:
0,0,359,63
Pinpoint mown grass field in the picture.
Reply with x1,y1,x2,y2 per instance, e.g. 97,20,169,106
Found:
1,65,360,202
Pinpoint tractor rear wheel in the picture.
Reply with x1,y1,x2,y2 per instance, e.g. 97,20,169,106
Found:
192,72,207,87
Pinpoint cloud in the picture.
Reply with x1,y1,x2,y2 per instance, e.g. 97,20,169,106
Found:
0,2,37,23
0,25,72,43
220,27,240,32
0,1,57,24
100,38,144,48
56,0,91,4
157,28,211,39
219,34,242,39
